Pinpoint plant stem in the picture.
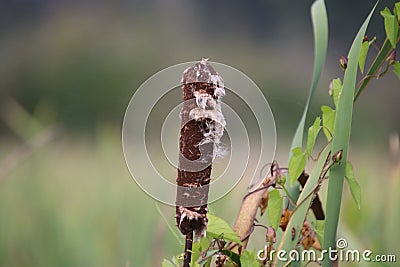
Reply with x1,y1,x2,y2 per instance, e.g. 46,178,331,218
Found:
354,35,400,102
281,184,296,206
183,231,193,267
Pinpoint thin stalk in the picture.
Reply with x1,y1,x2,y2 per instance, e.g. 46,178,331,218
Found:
183,231,193,267
354,34,400,102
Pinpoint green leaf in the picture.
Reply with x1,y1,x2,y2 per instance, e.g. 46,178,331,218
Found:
288,147,307,185
355,40,395,102
315,220,325,247
286,0,328,202
381,7,399,48
322,3,378,266
240,250,260,267
162,259,176,267
329,78,343,108
191,241,202,264
359,41,369,73
358,37,376,73
203,257,212,267
306,117,321,157
393,61,400,79
321,105,335,141
395,3,400,21
207,214,242,244
345,162,361,209
268,189,283,230
221,250,242,266
200,237,211,251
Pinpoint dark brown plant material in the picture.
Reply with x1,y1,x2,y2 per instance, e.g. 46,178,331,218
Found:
175,59,226,266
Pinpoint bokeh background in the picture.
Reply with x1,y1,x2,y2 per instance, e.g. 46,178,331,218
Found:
0,0,399,266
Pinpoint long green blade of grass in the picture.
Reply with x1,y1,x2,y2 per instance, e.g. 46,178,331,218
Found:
322,3,378,267
286,0,328,201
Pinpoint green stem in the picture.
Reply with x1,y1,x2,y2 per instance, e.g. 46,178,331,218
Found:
281,184,296,206
354,34,400,102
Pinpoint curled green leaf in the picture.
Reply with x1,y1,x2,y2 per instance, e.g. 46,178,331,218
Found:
321,105,335,141
395,2,400,22
288,147,307,185
306,117,321,157
381,7,399,48
359,37,377,73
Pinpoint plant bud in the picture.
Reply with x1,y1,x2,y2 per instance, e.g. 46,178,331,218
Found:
276,173,286,185
328,80,334,96
266,226,276,244
339,56,348,71
332,149,343,164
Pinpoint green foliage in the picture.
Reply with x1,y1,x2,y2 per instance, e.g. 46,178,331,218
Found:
322,3,378,266
240,250,261,267
191,240,202,264
381,7,399,48
288,147,307,185
315,220,325,246
203,258,212,267
306,117,321,158
267,189,283,230
396,2,400,19
393,61,400,79
329,78,343,108
220,250,242,266
355,38,397,100
207,214,242,244
359,37,376,73
162,1,400,266
345,162,362,209
275,145,331,267
321,105,335,141
286,0,328,201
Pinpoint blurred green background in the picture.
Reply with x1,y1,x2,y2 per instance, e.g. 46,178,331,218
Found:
0,0,399,266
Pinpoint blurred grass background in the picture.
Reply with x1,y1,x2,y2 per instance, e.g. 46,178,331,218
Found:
0,0,399,266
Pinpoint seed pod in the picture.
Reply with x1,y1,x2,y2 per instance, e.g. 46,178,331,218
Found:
176,59,226,241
